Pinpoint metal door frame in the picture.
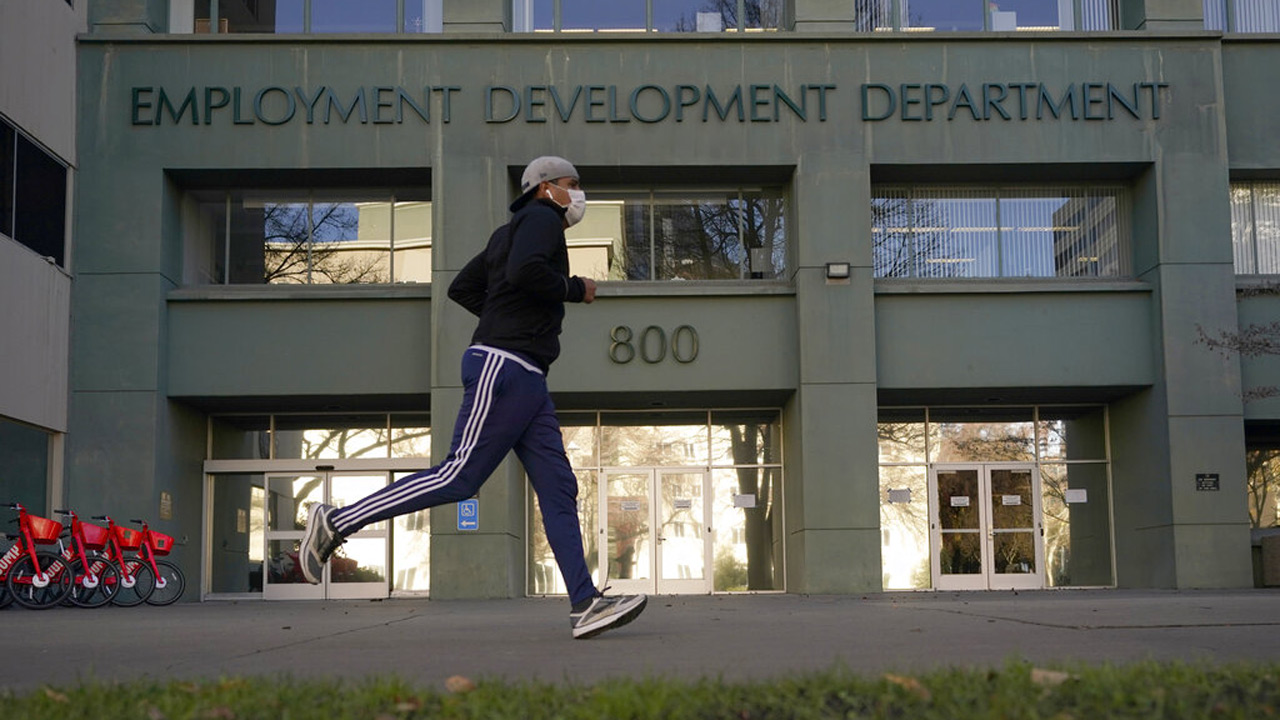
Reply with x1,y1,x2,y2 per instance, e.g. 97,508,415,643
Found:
929,462,1044,591
599,467,712,595
262,471,390,600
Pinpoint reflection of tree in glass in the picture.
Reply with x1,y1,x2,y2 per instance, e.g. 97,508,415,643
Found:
872,194,962,279
937,423,1035,462
727,424,778,590
670,0,784,30
1247,449,1280,528
655,195,784,280
261,202,388,284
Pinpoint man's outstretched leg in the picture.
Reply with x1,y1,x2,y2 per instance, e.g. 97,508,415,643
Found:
516,392,646,639
298,348,532,584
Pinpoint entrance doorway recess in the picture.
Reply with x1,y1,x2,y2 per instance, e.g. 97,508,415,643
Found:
929,463,1044,591
263,472,390,600
601,468,711,595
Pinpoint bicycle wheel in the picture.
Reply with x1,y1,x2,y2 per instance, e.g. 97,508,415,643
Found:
146,560,186,606
68,555,121,608
111,557,156,607
7,552,73,609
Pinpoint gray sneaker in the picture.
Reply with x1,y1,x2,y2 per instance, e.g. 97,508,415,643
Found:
299,503,343,585
570,592,647,639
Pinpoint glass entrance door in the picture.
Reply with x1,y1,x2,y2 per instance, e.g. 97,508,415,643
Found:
263,472,390,600
601,468,711,594
929,464,1044,591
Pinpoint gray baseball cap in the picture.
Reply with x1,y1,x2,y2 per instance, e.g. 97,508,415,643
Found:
520,156,579,193
511,156,579,211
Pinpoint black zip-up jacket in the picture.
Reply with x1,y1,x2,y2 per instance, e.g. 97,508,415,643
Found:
447,198,589,373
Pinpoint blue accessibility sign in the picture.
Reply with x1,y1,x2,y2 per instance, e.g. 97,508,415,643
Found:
457,498,479,531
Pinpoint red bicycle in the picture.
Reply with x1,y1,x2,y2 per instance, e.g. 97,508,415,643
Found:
93,514,156,606
2,503,72,609
53,509,121,608
126,518,185,606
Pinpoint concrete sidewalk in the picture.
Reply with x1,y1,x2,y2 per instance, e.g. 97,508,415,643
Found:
1,590,1278,692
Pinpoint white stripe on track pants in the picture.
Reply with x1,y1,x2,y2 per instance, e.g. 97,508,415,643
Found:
329,346,597,605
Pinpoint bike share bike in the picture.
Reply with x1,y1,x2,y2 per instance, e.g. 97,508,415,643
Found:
53,509,121,608
94,514,186,606
1,503,73,609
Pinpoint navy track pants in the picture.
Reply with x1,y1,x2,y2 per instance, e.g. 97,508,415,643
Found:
328,345,597,605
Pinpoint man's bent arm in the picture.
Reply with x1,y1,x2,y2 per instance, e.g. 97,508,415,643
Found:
448,251,489,316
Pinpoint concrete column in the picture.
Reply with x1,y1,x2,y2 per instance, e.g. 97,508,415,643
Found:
786,153,881,593
1118,0,1206,31
791,0,857,32
427,147,526,599
442,0,509,33
89,0,167,33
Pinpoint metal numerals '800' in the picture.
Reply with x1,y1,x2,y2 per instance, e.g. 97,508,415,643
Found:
610,325,698,364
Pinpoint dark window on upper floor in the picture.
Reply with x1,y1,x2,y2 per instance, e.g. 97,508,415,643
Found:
1,117,67,268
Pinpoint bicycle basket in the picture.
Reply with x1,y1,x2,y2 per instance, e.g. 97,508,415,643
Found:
114,526,143,550
151,532,175,556
80,522,111,550
27,515,64,544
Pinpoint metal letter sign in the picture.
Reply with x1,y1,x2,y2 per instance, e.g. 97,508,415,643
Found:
457,499,479,531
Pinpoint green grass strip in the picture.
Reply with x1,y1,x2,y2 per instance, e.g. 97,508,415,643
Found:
2,660,1278,720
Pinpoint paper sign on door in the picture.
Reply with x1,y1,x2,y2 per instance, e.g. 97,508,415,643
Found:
949,496,970,507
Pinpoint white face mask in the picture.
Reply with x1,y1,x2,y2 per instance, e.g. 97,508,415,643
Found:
547,184,587,227
564,188,587,227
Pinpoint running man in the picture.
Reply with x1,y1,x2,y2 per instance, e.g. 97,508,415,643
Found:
298,156,646,639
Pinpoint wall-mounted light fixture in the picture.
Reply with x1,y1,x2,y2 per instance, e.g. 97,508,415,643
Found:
825,262,851,280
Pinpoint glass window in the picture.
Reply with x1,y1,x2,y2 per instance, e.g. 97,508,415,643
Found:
389,414,432,458
209,473,265,594
929,407,1035,463
1231,181,1280,274
190,0,442,33
311,0,398,33
1205,0,1280,31
1,122,12,238
712,467,783,590
906,0,985,31
879,465,930,589
561,0,645,31
186,186,430,285
309,192,392,284
872,185,1131,279
210,415,271,460
521,0,782,32
570,187,786,281
559,413,600,468
0,417,50,515
878,408,929,464
273,414,391,459
710,410,782,466
867,0,1113,31
0,121,68,267
1040,462,1113,586
1247,449,1280,529
600,411,709,466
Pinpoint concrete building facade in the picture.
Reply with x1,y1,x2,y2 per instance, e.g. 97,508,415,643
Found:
5,0,1278,602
